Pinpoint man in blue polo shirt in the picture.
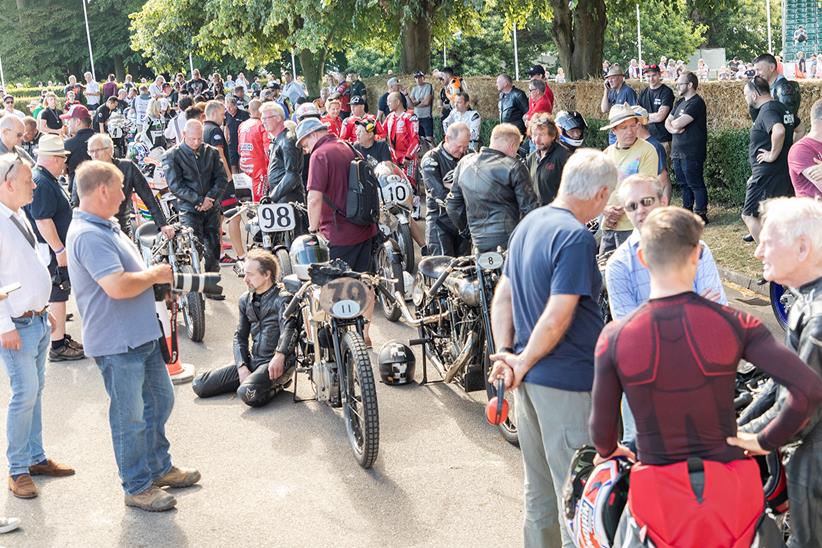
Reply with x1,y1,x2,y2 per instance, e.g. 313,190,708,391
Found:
67,160,200,512
488,149,617,547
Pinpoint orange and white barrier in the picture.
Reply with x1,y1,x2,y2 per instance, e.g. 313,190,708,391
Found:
156,298,195,384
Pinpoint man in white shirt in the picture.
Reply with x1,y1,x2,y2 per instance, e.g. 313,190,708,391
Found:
2,96,25,119
84,72,100,110
0,153,74,501
441,92,481,151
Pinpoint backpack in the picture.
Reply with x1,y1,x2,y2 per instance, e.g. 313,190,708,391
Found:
326,143,380,226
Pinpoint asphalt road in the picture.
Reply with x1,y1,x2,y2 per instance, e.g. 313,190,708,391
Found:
0,273,781,547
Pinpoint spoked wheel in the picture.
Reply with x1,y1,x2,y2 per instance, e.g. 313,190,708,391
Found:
769,282,794,331
483,340,518,446
375,243,403,322
396,223,416,275
275,247,292,281
341,331,380,468
179,265,205,342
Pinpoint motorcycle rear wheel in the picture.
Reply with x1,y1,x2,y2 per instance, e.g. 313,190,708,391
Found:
396,222,416,275
179,265,205,342
341,331,380,468
375,243,403,322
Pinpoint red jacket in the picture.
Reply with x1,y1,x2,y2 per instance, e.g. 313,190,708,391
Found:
238,118,271,201
339,114,384,143
322,115,343,138
336,81,351,113
527,89,554,118
383,111,419,165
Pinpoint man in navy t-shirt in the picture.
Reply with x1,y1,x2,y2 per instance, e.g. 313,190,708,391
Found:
489,148,617,547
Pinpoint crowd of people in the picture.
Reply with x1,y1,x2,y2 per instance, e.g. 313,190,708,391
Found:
0,54,820,547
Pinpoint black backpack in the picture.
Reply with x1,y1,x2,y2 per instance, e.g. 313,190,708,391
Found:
326,143,380,226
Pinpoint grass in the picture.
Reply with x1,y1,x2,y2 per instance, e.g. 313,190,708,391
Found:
701,205,763,280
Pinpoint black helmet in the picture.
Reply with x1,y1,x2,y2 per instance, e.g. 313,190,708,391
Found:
555,110,587,149
377,342,416,385
757,451,789,514
290,234,330,280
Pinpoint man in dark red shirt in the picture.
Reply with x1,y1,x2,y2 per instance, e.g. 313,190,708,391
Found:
590,206,822,547
298,117,377,343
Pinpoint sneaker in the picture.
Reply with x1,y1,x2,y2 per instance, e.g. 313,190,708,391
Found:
697,212,710,225
0,517,21,534
29,458,75,477
124,486,176,512
742,233,754,243
219,254,237,265
8,475,37,499
49,344,85,362
63,335,83,351
153,466,201,489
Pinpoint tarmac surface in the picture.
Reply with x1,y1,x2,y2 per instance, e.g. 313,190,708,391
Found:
0,272,781,547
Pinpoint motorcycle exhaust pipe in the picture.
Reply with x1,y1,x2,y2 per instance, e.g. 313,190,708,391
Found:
444,331,477,383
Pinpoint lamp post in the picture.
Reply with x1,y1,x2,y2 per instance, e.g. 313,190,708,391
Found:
636,3,643,81
513,23,520,81
81,0,96,80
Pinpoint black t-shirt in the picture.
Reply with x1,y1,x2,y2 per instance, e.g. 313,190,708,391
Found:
224,109,250,165
27,166,73,262
638,84,674,143
41,108,63,130
749,100,795,176
187,78,208,96
353,140,392,164
203,121,230,166
93,104,112,132
670,95,707,162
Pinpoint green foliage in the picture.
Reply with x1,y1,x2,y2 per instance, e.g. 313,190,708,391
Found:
604,0,707,65
698,0,782,61
704,128,751,204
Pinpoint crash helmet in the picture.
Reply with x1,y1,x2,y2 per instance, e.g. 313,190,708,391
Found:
127,142,150,167
377,341,416,385
563,446,631,548
757,451,789,514
289,234,330,280
555,110,588,150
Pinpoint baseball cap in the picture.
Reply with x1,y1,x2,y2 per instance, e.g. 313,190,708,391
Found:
60,104,92,120
350,95,364,105
413,71,425,78
643,64,661,74
267,81,281,90
527,65,545,77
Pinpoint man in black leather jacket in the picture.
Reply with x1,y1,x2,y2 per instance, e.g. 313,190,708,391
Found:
446,123,537,253
420,122,472,256
86,133,174,238
496,74,529,135
163,119,228,274
737,197,822,547
192,249,298,407
525,113,570,206
262,102,306,235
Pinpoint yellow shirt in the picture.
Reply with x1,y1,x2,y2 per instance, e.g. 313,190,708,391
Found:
604,138,659,231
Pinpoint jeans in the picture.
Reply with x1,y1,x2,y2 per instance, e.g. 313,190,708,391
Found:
0,313,49,475
516,383,592,548
180,208,221,272
95,339,174,495
418,117,434,139
672,158,707,214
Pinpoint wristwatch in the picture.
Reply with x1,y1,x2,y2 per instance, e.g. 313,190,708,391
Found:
498,346,514,354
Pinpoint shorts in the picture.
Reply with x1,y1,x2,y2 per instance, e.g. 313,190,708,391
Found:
742,172,794,217
330,237,374,273
220,180,239,210
48,260,71,303
418,117,434,138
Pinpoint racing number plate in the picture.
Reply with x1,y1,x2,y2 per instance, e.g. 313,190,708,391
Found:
477,251,504,270
318,277,371,319
381,180,413,208
257,203,296,232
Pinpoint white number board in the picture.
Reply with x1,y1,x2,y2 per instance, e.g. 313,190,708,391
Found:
381,180,413,207
257,203,296,232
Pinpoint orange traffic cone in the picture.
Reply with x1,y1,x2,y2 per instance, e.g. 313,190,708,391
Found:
156,298,195,384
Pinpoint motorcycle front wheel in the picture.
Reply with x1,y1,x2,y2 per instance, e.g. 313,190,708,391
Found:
275,247,292,281
341,331,380,468
769,282,793,331
179,265,206,342
375,243,403,322
396,222,416,275
483,340,518,447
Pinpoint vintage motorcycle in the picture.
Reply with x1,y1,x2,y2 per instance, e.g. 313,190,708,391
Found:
135,220,210,342
282,260,381,468
374,161,417,275
396,250,518,445
769,282,796,331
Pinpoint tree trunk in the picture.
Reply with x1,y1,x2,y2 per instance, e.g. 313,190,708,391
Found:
113,54,125,82
550,0,607,82
398,1,434,74
299,48,327,97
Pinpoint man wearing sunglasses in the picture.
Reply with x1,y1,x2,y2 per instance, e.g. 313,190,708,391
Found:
2,96,25,119
0,116,34,165
605,174,725,449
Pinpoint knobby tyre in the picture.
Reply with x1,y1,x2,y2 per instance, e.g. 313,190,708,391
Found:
179,265,206,342
396,222,416,275
375,243,403,322
341,331,380,468
276,247,292,281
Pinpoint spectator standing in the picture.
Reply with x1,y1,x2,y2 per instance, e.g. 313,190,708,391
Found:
21,117,41,161
148,76,164,99
163,96,193,146
410,72,434,143
496,74,529,136
384,92,420,181
123,74,135,94
632,105,672,199
665,71,709,223
263,102,305,234
0,153,75,501
353,119,392,164
526,65,555,110
628,58,641,80
62,105,94,206
788,98,822,199
741,76,795,242
555,68,567,83
224,96,250,174
235,73,250,94
600,65,638,145
335,74,352,119
67,160,200,512
186,69,208,97
526,113,569,206
349,72,368,111
637,63,674,153
2,96,25,119
441,93,481,152
0,116,35,164
92,97,119,135
133,86,152,132
84,72,100,111
26,135,84,361
238,99,271,202
340,96,382,144
436,67,465,121
102,75,118,103
378,78,407,120
321,99,343,138
282,72,306,107
487,149,617,547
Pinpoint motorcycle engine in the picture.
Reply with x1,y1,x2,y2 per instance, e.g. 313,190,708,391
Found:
313,361,338,403
444,275,481,307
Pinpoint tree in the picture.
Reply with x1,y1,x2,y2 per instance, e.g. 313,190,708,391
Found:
696,0,782,60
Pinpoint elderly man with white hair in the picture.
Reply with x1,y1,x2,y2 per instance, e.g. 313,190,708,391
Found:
739,197,822,547
488,149,618,548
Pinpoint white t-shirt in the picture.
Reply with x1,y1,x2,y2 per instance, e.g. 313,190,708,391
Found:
86,80,101,106
410,83,433,119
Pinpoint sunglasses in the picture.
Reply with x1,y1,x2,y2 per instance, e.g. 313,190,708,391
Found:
624,195,657,212
4,101,13,105
1,156,21,182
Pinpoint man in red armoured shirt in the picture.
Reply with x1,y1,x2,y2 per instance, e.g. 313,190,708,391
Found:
340,96,383,144
384,91,419,181
321,98,343,138
238,99,271,202
590,206,822,548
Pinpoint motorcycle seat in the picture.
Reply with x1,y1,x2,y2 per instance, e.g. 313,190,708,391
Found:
419,255,452,279
282,274,303,294
135,221,159,250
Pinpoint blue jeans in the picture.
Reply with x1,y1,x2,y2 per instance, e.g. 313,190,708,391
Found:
0,313,49,476
672,158,708,214
95,339,174,495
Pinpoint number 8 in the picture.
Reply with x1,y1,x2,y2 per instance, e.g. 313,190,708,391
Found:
276,206,290,228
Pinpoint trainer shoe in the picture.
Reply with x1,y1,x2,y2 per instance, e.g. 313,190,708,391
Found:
0,517,21,534
124,486,176,512
153,466,201,489
29,458,75,477
49,343,85,362
219,253,237,265
63,334,83,351
8,475,37,499
742,233,754,243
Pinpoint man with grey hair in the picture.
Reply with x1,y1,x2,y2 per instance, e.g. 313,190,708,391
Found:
496,73,529,135
0,116,34,164
488,148,617,548
262,101,304,233
740,197,822,546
